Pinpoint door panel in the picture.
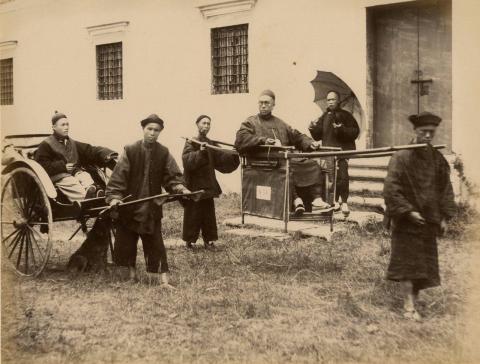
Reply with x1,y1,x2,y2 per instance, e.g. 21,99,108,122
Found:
418,0,452,148
373,4,418,147
370,0,452,150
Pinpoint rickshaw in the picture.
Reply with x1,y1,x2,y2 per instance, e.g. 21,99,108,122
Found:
1,134,202,277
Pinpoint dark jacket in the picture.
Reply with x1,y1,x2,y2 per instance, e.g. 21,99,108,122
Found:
35,134,116,182
309,108,360,150
106,140,185,222
383,144,456,232
182,135,239,199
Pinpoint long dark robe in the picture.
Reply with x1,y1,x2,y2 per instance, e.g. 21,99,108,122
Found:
234,113,322,198
234,113,313,154
383,144,456,289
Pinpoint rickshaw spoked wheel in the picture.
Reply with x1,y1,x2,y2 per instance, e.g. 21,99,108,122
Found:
1,167,53,277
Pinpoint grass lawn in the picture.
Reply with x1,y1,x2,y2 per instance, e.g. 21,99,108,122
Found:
2,194,479,364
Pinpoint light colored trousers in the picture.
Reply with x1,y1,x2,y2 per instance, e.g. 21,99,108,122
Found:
55,171,94,202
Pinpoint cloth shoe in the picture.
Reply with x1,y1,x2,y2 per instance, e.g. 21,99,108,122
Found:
293,197,305,216
186,241,195,250
341,202,350,217
312,197,330,210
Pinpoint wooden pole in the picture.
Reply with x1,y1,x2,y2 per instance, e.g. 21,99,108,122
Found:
287,144,446,159
181,137,238,154
240,156,245,225
283,152,290,233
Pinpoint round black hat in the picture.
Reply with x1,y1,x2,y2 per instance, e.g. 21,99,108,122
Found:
140,114,164,129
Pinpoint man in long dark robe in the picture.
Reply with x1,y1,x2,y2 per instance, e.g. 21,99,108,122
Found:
309,91,360,216
383,112,456,320
234,89,328,214
182,115,239,250
106,114,191,287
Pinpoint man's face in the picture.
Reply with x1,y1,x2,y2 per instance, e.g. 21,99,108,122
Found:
326,92,340,110
414,125,437,144
143,123,162,144
52,118,69,138
197,117,211,136
258,95,275,116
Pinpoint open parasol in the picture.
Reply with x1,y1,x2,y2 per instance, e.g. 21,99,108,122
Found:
310,70,364,128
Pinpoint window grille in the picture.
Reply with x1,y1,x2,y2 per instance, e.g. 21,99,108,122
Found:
96,42,123,100
0,58,13,105
211,24,248,94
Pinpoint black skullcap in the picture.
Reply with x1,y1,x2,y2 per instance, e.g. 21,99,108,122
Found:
52,110,67,124
140,114,164,129
195,114,211,124
408,112,442,128
259,89,275,100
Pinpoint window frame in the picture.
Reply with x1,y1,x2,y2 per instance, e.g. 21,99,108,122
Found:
95,41,123,101
211,23,249,95
0,57,14,106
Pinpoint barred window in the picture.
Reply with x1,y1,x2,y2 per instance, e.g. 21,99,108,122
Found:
211,24,248,94
0,58,13,105
96,42,123,100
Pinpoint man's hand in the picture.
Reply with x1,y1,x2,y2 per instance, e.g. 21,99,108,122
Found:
108,199,122,219
105,153,118,162
66,163,75,173
109,199,122,207
310,141,322,150
439,219,448,236
309,120,318,129
264,138,276,145
408,211,426,226
181,187,192,195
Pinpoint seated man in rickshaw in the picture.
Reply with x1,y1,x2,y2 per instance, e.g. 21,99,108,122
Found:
234,89,329,214
35,111,117,202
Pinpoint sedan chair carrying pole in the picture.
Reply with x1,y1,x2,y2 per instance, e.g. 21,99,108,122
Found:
283,150,290,233
288,144,446,159
241,156,245,225
331,156,338,232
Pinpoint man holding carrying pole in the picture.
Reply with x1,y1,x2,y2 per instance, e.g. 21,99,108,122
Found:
106,114,191,287
182,115,239,250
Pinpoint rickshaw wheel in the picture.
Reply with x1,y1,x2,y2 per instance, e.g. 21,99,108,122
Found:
1,167,53,277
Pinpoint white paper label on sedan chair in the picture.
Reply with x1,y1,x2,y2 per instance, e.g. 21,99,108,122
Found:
256,186,271,201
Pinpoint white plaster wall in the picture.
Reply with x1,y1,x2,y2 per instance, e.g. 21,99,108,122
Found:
1,0,479,192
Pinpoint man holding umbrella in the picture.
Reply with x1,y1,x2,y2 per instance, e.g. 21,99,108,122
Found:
308,90,360,216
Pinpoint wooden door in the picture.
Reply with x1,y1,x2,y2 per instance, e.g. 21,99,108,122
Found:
369,0,452,150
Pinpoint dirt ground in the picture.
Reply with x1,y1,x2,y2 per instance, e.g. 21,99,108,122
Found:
2,194,480,364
